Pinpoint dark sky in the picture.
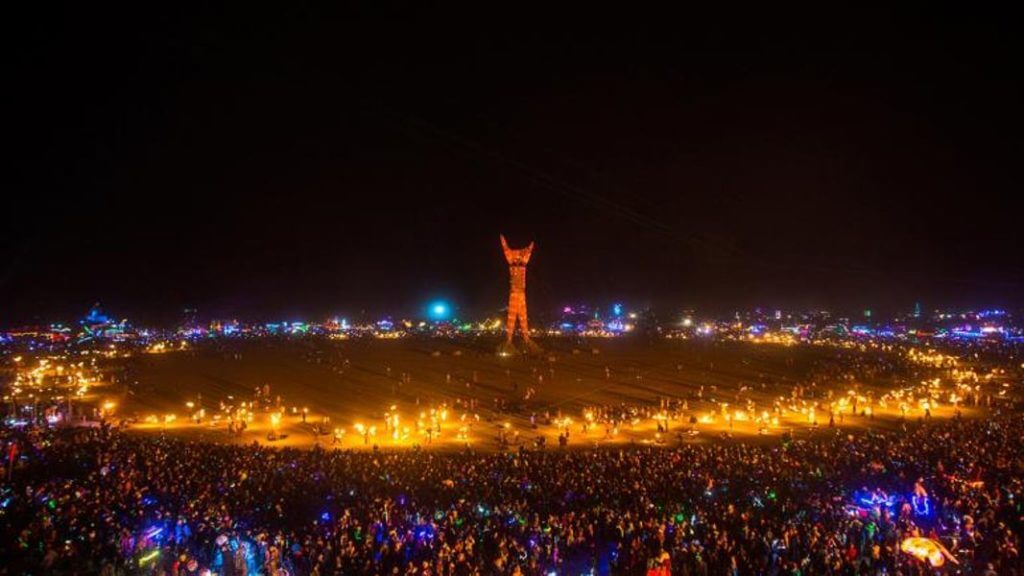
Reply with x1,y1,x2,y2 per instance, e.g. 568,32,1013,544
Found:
5,7,1022,325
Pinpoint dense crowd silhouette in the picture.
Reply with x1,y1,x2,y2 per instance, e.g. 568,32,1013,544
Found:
3,411,1021,575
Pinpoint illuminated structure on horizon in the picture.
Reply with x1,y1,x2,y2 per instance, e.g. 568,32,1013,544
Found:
500,234,539,353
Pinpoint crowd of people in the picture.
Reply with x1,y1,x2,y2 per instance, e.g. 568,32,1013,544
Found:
3,408,1022,575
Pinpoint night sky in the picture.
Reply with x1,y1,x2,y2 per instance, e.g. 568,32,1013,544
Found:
6,7,1022,325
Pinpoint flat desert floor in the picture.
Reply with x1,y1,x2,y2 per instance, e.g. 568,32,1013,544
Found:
104,336,984,450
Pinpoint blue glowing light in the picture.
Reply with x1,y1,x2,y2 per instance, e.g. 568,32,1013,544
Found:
854,490,897,513
427,301,452,321
84,306,111,325
612,303,623,317
912,494,931,516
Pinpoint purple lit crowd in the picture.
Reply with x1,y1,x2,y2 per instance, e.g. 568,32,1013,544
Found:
2,410,1021,576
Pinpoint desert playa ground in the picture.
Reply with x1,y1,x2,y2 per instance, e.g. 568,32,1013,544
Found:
106,336,989,450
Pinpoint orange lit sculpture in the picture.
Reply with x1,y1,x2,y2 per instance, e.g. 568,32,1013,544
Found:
900,537,957,567
500,234,539,354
